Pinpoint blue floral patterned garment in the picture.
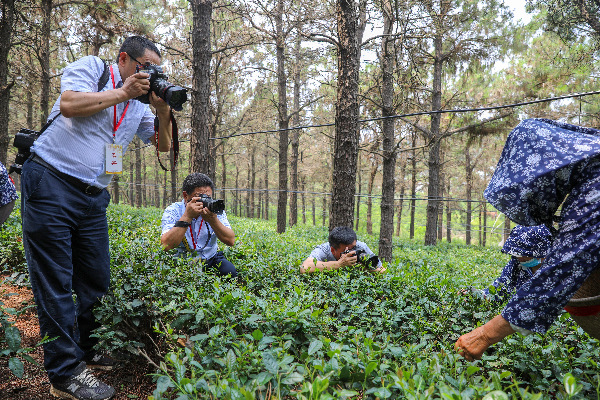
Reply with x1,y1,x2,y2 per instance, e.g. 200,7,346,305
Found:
483,225,553,303
484,118,600,333
485,118,600,226
0,162,18,207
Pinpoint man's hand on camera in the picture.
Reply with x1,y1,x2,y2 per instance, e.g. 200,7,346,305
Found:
149,91,170,115
338,248,357,268
197,200,218,223
182,197,204,221
183,197,218,223
121,71,151,100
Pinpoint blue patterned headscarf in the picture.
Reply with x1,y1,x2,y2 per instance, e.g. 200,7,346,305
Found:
484,119,600,226
501,224,554,258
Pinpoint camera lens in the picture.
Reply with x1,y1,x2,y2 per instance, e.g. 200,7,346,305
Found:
164,86,188,111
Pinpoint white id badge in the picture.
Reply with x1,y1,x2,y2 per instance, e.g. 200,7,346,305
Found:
105,143,123,174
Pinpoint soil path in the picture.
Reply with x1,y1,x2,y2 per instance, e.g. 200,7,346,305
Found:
0,276,156,400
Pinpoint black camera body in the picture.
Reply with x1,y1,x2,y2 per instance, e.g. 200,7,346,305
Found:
197,194,225,215
344,247,380,270
9,129,40,174
136,63,188,111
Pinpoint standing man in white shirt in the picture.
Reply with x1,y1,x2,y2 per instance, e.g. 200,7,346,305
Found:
21,36,173,400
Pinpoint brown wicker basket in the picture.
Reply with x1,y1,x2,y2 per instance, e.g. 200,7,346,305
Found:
565,268,600,340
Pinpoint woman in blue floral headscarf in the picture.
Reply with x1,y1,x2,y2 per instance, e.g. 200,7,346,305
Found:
0,162,18,225
456,118,600,361
480,224,554,303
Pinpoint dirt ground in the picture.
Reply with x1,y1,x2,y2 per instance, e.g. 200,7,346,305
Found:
0,277,156,400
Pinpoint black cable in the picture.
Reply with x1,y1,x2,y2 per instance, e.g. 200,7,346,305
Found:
126,90,600,151
109,180,490,203
210,90,600,140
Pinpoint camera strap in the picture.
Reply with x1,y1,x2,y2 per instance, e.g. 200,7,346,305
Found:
154,110,180,171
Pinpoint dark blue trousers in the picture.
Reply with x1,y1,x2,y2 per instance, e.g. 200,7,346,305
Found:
21,159,111,383
204,251,238,278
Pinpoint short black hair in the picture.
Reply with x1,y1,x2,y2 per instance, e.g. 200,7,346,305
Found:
117,36,161,63
182,173,215,195
328,226,357,249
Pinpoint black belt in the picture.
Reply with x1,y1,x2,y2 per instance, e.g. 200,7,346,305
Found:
29,154,104,196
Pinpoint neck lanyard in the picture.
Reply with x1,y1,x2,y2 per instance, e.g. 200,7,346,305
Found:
188,217,212,251
109,65,130,142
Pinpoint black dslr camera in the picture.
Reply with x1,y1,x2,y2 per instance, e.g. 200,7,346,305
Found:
344,247,380,270
136,63,188,111
197,194,225,215
9,129,40,175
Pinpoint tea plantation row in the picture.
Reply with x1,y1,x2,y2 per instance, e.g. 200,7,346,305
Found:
1,204,599,399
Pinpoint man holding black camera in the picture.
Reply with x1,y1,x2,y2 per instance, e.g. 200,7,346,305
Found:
161,173,238,279
20,36,173,400
301,226,386,274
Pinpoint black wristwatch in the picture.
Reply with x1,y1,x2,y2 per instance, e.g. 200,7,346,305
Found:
174,220,191,228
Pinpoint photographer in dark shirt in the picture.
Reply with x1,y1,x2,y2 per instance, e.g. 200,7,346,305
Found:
301,226,386,274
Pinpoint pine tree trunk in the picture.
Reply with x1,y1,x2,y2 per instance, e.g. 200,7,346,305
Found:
112,176,120,205
478,206,482,245
409,134,417,239
129,156,134,206
396,155,406,237
289,33,301,227
135,137,142,208
27,80,34,127
234,164,240,216
366,160,378,235
355,169,362,230
155,157,160,207
257,179,263,219
162,167,168,208
275,0,289,233
330,0,360,230
221,153,227,205
0,0,15,165
301,178,306,224
446,176,451,243
251,148,256,218
482,197,487,246
170,146,177,203
312,194,316,226
143,148,147,207
322,196,327,226
438,177,443,241
378,0,396,261
264,136,269,220
424,32,444,246
465,145,473,245
190,0,213,177
246,159,251,218
39,0,52,127
437,156,444,241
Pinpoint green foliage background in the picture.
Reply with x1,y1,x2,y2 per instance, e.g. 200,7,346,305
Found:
1,203,599,399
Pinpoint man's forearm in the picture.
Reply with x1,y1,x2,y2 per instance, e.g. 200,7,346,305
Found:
300,259,340,273
60,89,129,118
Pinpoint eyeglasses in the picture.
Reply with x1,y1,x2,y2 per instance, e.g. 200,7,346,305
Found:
127,53,144,67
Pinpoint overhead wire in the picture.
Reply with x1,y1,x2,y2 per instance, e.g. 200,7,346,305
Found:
126,89,600,151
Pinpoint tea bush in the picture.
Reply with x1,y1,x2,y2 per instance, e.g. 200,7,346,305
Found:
95,205,599,399
1,203,599,398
